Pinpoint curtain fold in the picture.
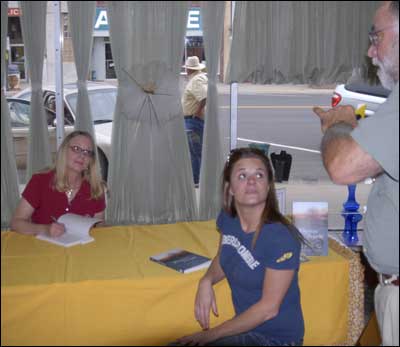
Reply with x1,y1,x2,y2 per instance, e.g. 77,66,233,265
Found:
1,1,20,228
20,1,52,181
67,2,103,178
227,1,380,85
198,1,225,220
67,1,96,134
106,1,197,224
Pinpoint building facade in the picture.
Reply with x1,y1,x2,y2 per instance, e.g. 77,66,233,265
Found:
5,1,231,86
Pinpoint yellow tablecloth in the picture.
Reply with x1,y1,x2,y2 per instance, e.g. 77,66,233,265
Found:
1,221,363,346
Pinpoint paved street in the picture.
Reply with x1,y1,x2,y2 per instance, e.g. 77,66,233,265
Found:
216,91,333,181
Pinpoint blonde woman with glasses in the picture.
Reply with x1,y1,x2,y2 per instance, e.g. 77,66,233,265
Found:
11,131,106,237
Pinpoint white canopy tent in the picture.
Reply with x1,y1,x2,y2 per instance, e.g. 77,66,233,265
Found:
1,1,379,228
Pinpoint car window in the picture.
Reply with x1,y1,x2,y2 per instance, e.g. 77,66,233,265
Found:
8,100,30,127
8,99,57,128
65,89,117,124
42,92,74,126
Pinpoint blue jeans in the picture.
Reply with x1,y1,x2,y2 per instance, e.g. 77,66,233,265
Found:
184,116,204,185
205,332,303,346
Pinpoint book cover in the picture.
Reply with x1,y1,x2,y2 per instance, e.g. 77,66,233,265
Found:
150,248,212,274
276,188,286,215
36,213,102,247
292,201,329,256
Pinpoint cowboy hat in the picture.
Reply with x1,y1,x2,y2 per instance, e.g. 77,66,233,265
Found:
182,56,206,70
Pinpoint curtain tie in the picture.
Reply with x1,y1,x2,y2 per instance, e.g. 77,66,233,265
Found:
141,82,156,94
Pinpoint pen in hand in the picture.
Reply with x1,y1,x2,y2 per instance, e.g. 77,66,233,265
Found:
49,216,65,237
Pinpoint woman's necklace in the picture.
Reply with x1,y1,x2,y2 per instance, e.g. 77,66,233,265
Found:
66,188,74,203
66,182,81,203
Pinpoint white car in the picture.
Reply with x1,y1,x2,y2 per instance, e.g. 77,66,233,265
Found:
7,82,117,181
332,82,390,117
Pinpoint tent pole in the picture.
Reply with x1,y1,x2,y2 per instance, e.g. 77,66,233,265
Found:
53,0,64,148
229,1,237,150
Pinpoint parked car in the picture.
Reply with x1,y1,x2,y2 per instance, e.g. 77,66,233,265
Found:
7,82,117,181
332,82,390,117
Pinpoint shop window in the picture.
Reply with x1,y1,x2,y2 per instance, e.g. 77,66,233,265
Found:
186,36,205,61
63,13,71,38
182,36,205,73
105,42,116,79
10,45,25,80
8,17,23,44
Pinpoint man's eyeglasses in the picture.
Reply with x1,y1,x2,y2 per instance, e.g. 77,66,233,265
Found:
69,145,94,158
368,26,392,46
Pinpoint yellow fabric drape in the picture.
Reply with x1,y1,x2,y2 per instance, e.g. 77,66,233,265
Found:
1,221,363,346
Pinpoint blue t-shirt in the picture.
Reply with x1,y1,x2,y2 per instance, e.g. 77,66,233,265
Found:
217,210,304,342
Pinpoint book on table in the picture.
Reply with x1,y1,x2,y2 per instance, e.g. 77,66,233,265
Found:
292,201,329,256
150,248,212,274
36,213,102,247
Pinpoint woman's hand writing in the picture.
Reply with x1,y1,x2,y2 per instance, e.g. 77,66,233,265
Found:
47,222,65,237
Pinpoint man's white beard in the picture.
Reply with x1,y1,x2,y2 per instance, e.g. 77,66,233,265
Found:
376,62,396,90
372,43,399,91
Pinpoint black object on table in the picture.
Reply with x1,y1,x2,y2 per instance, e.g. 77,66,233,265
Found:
270,150,292,182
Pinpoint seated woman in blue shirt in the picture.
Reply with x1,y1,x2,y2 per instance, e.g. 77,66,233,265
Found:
176,147,306,346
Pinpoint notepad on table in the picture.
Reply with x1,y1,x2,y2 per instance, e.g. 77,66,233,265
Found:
36,213,101,247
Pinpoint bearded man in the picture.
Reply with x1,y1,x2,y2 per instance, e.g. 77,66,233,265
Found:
313,1,399,345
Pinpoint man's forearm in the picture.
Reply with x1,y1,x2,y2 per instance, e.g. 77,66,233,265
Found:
321,122,353,156
320,122,382,184
321,122,355,183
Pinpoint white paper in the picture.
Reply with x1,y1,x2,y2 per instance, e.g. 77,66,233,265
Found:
36,213,101,247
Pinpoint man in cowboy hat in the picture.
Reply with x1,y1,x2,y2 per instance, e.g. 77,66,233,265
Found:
181,56,208,186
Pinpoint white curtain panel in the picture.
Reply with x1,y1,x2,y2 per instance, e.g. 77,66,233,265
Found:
20,1,52,181
106,1,197,224
67,1,96,134
227,1,379,85
198,1,225,220
67,2,102,178
1,1,20,228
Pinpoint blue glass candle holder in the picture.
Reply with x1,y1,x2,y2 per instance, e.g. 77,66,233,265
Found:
342,184,363,246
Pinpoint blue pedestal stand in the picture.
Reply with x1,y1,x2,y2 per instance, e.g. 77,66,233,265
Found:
342,184,363,246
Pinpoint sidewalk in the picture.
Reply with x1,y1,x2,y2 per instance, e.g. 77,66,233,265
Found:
217,82,335,95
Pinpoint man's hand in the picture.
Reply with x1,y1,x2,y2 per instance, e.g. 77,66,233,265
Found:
313,105,358,133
